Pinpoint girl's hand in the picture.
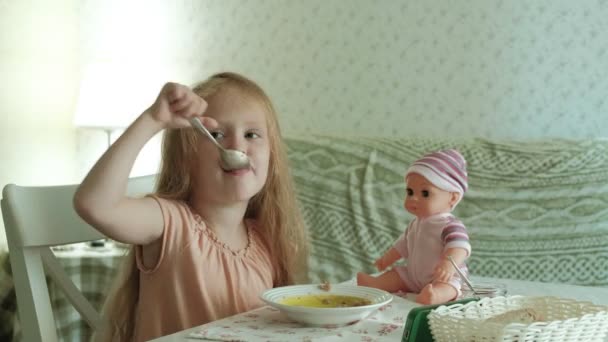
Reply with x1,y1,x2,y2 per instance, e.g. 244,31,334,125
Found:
145,82,209,129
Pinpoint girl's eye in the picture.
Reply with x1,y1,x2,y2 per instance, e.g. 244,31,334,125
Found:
406,188,413,196
211,131,225,140
422,190,430,197
245,131,261,139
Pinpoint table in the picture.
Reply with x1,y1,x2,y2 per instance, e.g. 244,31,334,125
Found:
49,244,127,341
7,243,127,342
150,276,608,342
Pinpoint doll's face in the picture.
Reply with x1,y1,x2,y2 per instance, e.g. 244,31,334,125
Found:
403,173,460,219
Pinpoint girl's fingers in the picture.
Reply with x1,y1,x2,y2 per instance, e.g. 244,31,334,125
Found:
198,97,208,116
163,82,185,103
169,97,190,113
169,87,205,113
176,104,205,120
152,83,208,129
176,94,207,117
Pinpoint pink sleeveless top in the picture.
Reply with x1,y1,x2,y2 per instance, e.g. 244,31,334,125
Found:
132,196,275,341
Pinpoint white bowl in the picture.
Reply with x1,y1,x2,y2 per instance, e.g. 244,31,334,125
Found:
260,284,393,326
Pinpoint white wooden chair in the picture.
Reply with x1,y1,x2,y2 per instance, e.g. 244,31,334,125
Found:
1,175,156,342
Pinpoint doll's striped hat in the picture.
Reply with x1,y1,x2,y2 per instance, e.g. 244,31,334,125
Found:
406,149,468,195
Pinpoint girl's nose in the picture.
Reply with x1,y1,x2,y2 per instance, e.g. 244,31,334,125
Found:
222,134,246,152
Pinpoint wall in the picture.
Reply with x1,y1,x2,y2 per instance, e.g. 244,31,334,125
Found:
176,0,608,138
0,0,79,249
1,0,607,250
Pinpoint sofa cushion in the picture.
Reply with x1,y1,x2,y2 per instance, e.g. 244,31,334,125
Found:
285,135,608,287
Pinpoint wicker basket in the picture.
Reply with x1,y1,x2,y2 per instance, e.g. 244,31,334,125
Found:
428,295,608,342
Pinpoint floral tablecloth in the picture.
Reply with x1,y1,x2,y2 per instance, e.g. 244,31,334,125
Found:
175,276,608,342
189,292,419,342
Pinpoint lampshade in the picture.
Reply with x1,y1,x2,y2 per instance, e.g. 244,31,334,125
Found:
74,61,171,130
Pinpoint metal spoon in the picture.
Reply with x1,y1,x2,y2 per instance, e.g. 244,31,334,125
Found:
189,118,251,171
447,255,481,297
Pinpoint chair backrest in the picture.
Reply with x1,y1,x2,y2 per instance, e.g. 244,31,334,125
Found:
1,174,156,342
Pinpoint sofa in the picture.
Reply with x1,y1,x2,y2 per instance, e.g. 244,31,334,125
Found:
285,135,608,287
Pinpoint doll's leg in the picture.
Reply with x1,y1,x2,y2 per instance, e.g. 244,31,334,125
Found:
356,269,407,293
416,282,458,305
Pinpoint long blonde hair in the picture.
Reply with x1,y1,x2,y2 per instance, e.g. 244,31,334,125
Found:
94,72,308,342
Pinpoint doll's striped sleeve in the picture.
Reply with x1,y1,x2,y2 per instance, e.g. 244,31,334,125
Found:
441,219,471,257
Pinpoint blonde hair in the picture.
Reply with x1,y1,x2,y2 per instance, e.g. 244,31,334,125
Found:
94,72,308,342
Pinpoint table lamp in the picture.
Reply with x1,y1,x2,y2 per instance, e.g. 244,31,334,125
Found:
73,61,168,148
74,61,166,248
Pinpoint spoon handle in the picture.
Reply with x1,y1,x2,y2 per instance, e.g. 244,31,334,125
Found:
447,255,480,296
189,117,223,150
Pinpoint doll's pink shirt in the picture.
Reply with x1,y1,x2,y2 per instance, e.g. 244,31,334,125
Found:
132,196,274,342
392,212,470,292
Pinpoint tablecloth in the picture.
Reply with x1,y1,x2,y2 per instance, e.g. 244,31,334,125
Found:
181,276,608,342
189,293,417,342
0,244,127,342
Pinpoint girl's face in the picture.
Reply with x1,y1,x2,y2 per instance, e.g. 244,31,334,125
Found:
403,173,459,219
192,87,271,204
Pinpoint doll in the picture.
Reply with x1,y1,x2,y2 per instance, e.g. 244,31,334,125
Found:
357,149,470,305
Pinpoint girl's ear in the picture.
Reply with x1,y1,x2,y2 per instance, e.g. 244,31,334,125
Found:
449,192,461,208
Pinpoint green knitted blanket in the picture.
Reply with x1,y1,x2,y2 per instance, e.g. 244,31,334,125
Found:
285,135,608,286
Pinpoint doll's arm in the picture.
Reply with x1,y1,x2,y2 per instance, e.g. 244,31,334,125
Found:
375,248,402,271
433,247,468,283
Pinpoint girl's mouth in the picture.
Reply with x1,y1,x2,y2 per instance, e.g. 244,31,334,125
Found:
222,166,252,175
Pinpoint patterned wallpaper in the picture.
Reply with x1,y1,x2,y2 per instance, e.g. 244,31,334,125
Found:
74,0,608,179
132,0,608,139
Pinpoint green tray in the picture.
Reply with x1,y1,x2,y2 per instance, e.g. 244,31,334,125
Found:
402,297,479,342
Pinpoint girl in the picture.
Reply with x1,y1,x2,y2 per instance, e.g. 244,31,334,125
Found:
357,149,470,305
74,72,308,341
